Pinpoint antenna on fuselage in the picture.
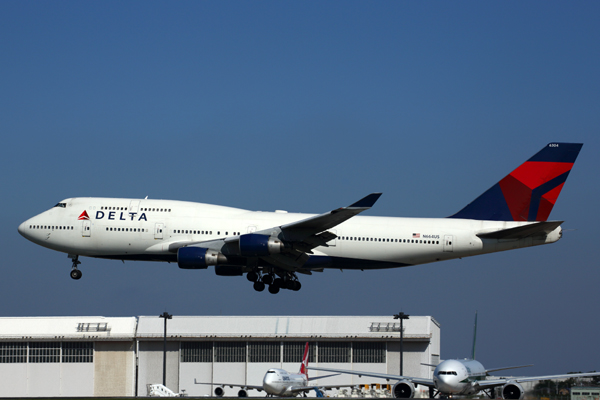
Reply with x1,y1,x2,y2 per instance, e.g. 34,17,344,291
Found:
471,311,478,360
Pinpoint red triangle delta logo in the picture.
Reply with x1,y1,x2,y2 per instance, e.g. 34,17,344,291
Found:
78,211,90,220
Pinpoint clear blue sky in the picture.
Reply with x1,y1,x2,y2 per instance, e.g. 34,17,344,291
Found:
2,1,599,377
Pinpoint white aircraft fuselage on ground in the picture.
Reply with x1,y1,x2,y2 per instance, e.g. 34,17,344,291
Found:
310,357,600,399
195,342,345,397
18,143,583,293
309,312,600,399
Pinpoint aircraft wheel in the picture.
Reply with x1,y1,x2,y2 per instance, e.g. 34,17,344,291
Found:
70,269,82,280
292,281,301,291
247,271,258,282
262,274,273,285
285,280,295,290
273,278,284,288
253,281,265,292
268,284,280,294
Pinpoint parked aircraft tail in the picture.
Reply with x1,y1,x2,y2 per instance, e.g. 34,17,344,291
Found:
449,142,583,221
300,342,310,379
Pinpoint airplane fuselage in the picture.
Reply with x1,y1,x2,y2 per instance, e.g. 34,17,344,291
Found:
18,197,561,270
433,359,486,395
263,369,307,396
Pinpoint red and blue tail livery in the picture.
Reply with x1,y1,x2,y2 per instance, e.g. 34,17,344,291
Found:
450,143,583,221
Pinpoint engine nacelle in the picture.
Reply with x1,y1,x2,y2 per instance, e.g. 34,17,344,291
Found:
502,382,525,399
177,247,226,269
238,389,248,397
392,380,415,398
239,234,283,256
215,265,244,276
214,387,225,397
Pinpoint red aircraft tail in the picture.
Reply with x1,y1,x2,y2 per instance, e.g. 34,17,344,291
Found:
299,342,309,379
449,142,582,221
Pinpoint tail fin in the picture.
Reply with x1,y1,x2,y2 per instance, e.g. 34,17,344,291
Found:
449,143,583,221
299,342,309,379
471,311,477,360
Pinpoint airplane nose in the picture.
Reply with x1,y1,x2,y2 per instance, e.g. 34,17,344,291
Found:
436,375,452,392
18,221,27,237
18,219,35,241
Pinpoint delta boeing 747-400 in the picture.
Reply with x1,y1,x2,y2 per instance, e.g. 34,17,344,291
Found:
19,143,582,293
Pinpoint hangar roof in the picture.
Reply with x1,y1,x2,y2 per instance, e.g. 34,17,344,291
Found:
0,315,439,342
136,315,439,341
0,316,137,341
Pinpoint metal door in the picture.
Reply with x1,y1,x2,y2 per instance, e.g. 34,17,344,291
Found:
129,200,140,213
155,223,164,240
443,235,453,252
82,220,91,237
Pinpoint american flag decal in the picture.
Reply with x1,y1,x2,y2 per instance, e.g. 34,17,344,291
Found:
413,233,420,238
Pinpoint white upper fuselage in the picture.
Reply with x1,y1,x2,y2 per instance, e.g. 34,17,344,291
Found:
433,359,486,395
262,368,307,396
18,197,561,269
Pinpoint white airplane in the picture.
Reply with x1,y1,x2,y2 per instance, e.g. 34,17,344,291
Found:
194,343,347,397
18,143,582,293
308,313,600,399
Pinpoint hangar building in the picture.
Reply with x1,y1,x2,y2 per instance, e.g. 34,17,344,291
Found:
0,315,440,397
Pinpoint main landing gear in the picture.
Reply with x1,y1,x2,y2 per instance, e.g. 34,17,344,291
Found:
246,270,301,294
69,254,82,280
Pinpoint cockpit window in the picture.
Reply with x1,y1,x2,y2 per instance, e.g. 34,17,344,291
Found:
54,203,66,208
439,371,457,375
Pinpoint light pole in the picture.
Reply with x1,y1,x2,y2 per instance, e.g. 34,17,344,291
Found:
393,312,409,376
159,312,173,387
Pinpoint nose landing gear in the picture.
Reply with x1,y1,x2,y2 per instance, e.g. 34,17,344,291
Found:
69,254,82,280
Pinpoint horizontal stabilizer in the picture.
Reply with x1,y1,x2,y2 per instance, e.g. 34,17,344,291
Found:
477,221,563,240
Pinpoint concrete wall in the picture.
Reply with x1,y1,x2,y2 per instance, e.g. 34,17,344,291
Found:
137,341,180,396
94,341,135,397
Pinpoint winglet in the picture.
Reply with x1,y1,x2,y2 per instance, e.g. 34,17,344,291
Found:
348,193,382,209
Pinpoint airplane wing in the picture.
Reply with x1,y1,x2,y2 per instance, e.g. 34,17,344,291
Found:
289,383,359,393
485,364,533,374
171,193,382,271
307,373,341,381
307,366,434,388
194,379,264,392
477,371,600,390
252,192,382,271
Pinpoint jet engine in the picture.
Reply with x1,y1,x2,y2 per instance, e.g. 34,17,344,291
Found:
392,380,416,398
502,382,525,399
215,265,244,276
177,247,226,269
237,389,248,397
214,387,225,397
239,234,283,256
